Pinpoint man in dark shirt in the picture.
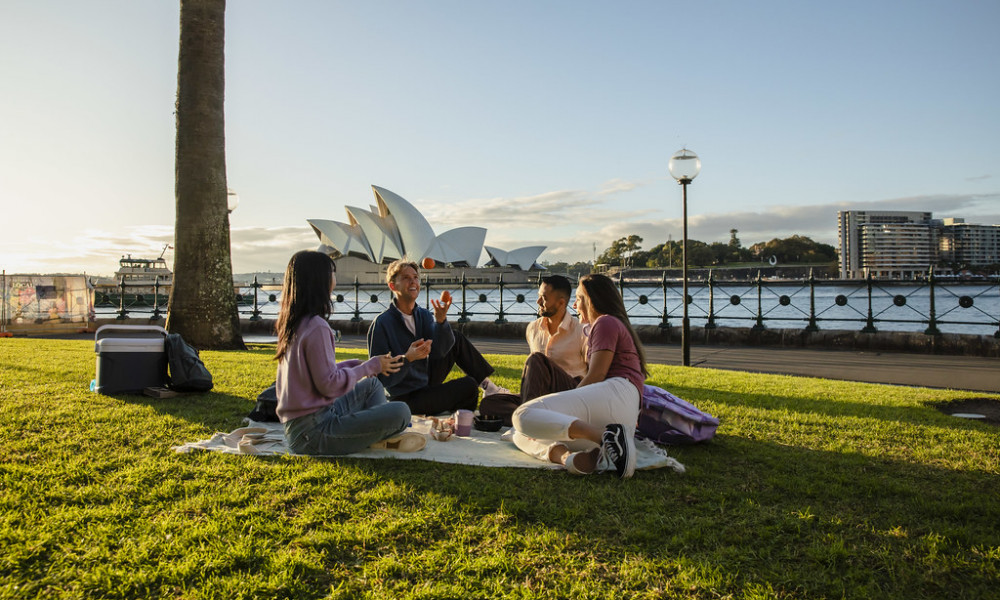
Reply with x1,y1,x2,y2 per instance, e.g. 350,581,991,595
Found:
367,259,509,415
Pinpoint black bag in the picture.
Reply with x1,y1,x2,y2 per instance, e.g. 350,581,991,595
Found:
478,393,522,427
165,333,214,392
247,383,280,422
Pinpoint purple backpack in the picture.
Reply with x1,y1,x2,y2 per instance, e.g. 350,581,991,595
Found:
637,384,719,445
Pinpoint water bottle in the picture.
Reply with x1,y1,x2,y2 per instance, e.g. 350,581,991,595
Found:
90,379,96,392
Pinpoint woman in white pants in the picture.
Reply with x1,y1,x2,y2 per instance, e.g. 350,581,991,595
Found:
511,274,648,478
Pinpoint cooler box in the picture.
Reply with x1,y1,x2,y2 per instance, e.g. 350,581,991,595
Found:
94,325,168,394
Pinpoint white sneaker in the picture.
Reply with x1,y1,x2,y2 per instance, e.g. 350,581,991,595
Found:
481,378,512,396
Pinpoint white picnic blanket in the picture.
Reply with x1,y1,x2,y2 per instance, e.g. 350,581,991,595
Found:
172,416,685,473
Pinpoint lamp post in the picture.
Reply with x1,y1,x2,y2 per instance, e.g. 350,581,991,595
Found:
227,188,240,214
668,148,701,367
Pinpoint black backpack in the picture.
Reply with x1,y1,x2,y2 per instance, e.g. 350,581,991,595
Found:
247,383,280,422
165,333,214,392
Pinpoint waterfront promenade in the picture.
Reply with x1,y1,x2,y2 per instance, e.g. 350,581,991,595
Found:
333,333,1000,394
30,329,998,393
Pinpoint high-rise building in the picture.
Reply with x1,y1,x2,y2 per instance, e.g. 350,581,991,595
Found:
838,211,1000,279
938,218,1000,266
837,211,934,279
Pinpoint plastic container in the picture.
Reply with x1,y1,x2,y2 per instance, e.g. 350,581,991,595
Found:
454,409,474,436
94,325,168,395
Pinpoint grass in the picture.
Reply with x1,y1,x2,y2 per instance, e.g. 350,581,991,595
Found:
1,338,998,599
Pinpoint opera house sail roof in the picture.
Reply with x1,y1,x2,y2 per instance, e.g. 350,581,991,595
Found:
308,186,544,270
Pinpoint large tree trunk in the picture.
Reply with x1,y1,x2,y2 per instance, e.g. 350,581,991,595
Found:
168,0,244,349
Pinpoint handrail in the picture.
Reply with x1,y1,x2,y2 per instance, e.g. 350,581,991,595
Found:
88,272,1000,337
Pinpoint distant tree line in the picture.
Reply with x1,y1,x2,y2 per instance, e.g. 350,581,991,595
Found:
543,230,838,275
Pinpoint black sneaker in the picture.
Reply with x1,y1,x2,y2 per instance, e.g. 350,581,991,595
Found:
601,424,636,479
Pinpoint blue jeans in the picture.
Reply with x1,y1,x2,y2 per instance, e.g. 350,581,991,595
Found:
284,377,411,455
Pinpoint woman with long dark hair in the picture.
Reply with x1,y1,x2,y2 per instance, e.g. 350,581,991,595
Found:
511,273,647,478
275,251,423,454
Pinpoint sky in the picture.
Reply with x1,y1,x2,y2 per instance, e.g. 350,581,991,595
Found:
2,0,998,276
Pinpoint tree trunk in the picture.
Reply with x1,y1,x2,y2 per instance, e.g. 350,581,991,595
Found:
168,0,244,350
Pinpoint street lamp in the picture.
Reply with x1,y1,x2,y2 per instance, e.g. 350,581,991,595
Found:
668,148,701,367
227,188,240,214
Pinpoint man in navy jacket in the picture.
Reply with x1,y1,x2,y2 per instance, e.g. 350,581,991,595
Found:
367,259,508,415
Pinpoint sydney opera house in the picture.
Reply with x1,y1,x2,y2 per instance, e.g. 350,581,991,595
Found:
307,186,546,284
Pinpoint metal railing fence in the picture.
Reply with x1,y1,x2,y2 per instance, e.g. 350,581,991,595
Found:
90,270,1000,337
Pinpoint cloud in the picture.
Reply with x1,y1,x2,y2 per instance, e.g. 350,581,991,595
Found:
0,224,314,276
230,225,318,273
531,192,1000,264
0,226,176,275
596,178,643,196
7,189,996,275
965,174,992,182
420,179,655,229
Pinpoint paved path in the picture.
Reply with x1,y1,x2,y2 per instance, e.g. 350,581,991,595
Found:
336,335,1000,394
36,330,997,394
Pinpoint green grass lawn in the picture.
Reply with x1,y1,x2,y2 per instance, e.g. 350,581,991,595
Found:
1,338,998,599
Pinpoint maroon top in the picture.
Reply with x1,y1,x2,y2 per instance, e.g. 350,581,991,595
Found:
586,314,645,395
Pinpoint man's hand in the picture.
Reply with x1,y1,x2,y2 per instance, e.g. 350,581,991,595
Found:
404,338,433,362
377,352,404,376
431,295,451,323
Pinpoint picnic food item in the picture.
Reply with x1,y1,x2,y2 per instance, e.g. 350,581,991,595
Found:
422,257,435,269
430,417,455,441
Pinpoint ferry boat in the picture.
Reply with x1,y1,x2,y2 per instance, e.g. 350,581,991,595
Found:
113,246,173,292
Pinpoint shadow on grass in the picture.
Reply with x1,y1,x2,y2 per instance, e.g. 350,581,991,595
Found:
136,369,997,596
672,383,1000,434
108,390,258,431
297,431,1000,597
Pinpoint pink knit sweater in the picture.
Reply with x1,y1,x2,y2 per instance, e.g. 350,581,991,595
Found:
276,315,381,422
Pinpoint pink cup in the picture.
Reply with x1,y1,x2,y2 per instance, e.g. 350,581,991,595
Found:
454,409,474,436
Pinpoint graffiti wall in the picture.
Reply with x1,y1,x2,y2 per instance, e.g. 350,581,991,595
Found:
1,275,93,333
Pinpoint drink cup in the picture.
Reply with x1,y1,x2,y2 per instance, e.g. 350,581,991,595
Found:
454,409,474,436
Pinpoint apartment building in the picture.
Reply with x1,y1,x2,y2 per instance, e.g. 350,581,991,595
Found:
938,218,1000,266
837,211,934,279
838,211,1000,279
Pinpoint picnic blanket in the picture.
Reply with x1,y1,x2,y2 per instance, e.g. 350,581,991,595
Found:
173,416,685,472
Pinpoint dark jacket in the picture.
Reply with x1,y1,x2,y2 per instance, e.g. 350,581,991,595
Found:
367,300,455,397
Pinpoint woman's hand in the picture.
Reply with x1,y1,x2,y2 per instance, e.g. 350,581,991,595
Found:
404,338,433,362
378,352,404,376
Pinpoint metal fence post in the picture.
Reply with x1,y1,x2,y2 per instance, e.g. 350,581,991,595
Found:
150,276,163,322
705,269,717,329
458,271,470,323
351,276,362,322
924,266,941,336
804,268,819,332
993,273,1000,338
994,273,1000,338
495,272,507,324
116,276,128,320
1,270,6,334
658,272,671,329
862,269,878,333
751,270,765,331
250,274,262,321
